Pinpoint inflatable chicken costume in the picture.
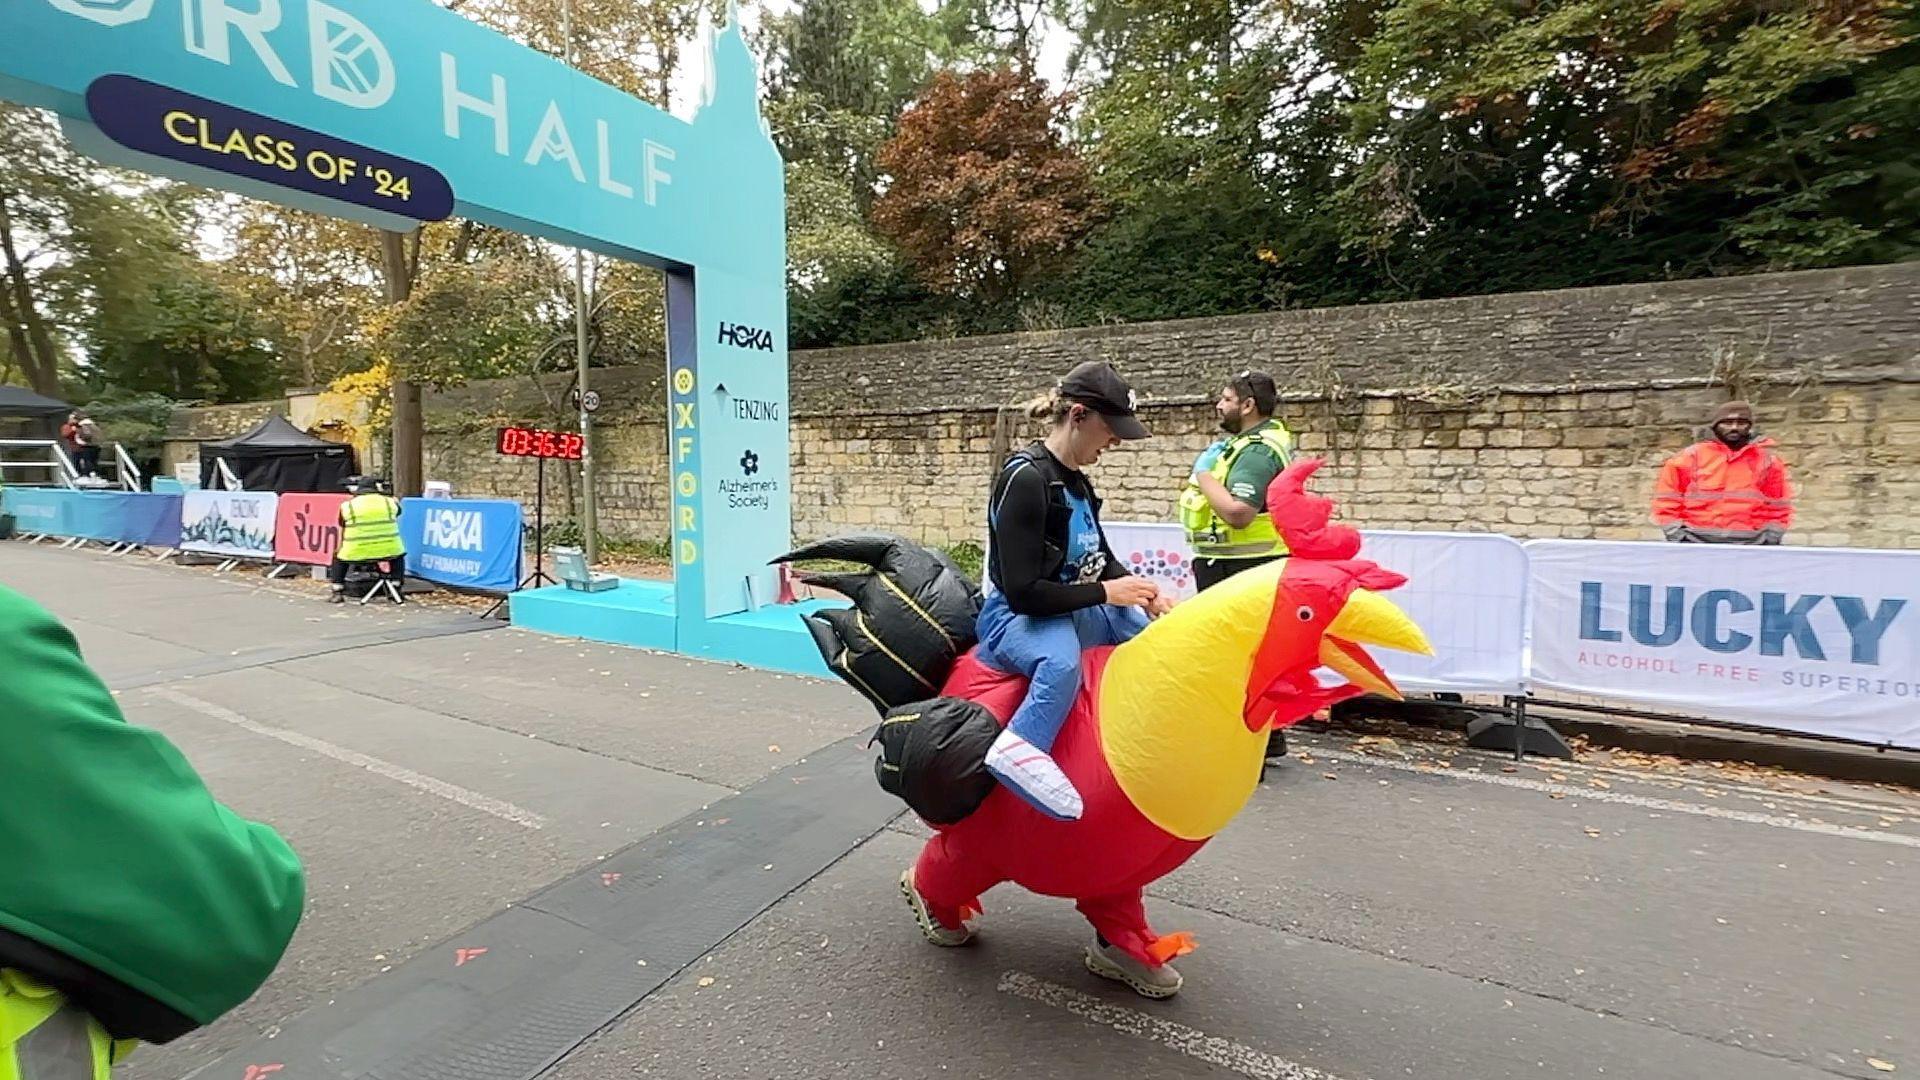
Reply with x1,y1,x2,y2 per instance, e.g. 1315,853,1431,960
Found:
779,460,1431,997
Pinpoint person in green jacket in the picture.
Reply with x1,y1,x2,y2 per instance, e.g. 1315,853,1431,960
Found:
0,585,304,1077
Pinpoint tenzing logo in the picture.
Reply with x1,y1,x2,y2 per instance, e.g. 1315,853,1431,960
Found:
46,0,155,27
423,509,484,551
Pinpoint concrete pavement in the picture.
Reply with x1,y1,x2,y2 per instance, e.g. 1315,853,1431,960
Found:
2,541,1915,1080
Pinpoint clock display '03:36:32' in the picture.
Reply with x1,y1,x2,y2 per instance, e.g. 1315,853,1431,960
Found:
495,425,583,460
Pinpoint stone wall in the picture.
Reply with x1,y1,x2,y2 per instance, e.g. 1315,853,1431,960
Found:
181,263,1920,550
781,384,1920,549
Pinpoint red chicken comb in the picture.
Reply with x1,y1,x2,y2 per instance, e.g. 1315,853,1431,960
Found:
1265,458,1360,560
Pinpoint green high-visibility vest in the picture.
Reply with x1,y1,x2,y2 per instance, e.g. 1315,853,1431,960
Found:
1178,420,1295,558
337,494,403,562
0,970,136,1080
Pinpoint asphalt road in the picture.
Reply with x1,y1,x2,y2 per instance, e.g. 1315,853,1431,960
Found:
3,542,1916,1080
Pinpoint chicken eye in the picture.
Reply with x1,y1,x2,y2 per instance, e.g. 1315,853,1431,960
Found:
1295,605,1315,622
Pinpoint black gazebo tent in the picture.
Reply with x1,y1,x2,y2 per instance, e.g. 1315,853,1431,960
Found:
199,414,356,493
0,386,71,420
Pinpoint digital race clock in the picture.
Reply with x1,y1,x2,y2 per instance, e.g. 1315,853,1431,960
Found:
495,425,584,460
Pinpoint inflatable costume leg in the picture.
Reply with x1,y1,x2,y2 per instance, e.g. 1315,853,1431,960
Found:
903,832,1004,939
1073,891,1195,970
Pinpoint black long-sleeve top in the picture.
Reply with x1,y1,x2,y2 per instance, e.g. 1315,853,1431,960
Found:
985,445,1126,617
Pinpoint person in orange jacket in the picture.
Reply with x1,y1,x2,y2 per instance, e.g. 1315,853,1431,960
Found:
1651,401,1794,544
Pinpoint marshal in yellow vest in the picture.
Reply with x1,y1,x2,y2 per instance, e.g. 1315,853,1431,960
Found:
1177,420,1295,558
337,493,405,562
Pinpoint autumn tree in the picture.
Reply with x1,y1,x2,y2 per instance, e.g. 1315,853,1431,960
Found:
1336,0,1919,290
873,67,1100,301
216,201,382,388
0,105,91,396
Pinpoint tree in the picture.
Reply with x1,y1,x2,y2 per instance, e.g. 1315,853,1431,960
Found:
454,0,725,107
217,201,382,389
874,67,1101,301
1335,0,1919,287
362,223,566,390
83,267,280,402
1052,0,1366,321
0,105,284,404
758,0,981,318
761,0,972,198
0,105,89,396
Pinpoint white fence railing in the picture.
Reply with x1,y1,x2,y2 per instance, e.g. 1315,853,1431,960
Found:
1102,523,1920,750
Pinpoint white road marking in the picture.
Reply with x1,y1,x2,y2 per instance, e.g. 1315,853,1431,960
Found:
998,970,1345,1080
150,687,547,830
1310,747,1920,850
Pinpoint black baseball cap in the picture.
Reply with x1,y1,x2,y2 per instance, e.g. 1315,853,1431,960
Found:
1058,361,1149,440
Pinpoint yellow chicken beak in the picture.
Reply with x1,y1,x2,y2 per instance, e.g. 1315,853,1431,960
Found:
1319,589,1434,701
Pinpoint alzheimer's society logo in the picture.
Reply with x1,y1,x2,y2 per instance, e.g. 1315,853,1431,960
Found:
47,0,156,26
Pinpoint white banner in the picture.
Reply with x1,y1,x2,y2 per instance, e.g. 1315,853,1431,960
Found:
180,490,279,559
1103,523,1529,695
1526,541,1920,749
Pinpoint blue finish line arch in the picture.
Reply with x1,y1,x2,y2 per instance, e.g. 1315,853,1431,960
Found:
2,0,836,673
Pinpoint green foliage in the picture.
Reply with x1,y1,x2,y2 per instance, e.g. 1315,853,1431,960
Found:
1337,0,1919,282
75,389,178,464
941,538,984,581
20,0,1916,386
370,253,563,389
787,0,1918,343
84,269,281,402
874,67,1102,301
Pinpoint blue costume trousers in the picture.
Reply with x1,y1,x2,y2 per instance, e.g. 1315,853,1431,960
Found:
974,592,1149,752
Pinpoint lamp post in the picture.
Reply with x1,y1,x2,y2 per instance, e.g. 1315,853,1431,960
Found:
563,0,598,563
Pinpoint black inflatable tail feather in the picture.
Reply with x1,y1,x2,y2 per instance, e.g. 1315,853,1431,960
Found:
792,569,872,598
775,532,982,714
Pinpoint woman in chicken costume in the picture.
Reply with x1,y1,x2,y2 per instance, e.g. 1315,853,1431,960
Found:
786,459,1430,998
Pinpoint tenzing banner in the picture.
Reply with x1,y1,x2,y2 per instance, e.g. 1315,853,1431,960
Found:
180,490,279,559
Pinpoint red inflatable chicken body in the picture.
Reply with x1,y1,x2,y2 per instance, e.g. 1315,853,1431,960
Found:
899,459,1432,995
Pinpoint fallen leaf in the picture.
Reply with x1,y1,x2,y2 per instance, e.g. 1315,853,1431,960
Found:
1867,1058,1895,1072
1322,772,1339,780
1589,779,1611,789
1549,772,1568,782
1501,766,1517,773
1549,792,1567,800
768,745,781,753
697,977,715,988
1583,827,1601,837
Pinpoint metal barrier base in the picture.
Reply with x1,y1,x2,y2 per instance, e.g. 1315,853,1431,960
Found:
1468,703,1574,760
